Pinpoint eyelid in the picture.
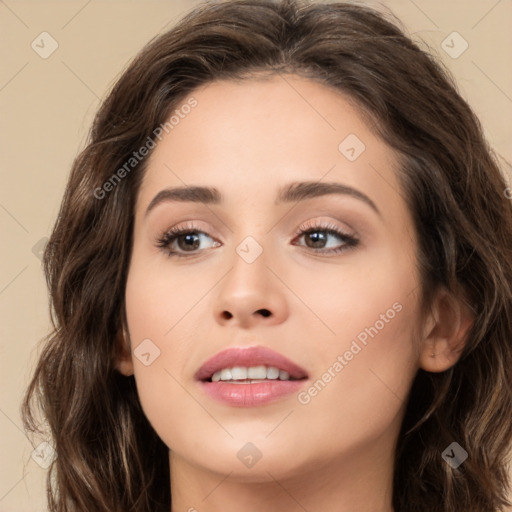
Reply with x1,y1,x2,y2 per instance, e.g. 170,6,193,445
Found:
156,218,359,258
293,218,355,239
291,219,359,254
155,221,219,252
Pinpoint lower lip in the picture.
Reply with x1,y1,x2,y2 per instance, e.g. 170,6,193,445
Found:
199,379,306,407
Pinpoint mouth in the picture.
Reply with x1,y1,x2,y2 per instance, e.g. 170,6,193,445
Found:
195,345,308,382
204,364,305,383
195,345,308,407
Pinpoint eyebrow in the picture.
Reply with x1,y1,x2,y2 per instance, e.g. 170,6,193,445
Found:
144,181,380,217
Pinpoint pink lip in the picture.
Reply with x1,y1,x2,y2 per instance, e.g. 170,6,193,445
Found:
195,346,308,407
194,346,308,381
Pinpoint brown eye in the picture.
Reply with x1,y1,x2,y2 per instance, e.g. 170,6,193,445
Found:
175,232,201,251
157,226,220,257
293,222,359,255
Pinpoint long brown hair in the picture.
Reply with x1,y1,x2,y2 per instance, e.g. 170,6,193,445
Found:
22,1,512,510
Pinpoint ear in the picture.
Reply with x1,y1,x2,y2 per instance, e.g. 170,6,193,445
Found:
114,326,134,376
419,287,474,373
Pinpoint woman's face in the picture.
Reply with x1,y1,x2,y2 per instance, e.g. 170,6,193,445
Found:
123,75,424,481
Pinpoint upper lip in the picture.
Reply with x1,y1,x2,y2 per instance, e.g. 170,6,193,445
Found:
195,346,309,381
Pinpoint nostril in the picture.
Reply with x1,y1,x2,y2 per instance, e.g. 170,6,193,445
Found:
257,309,271,317
221,311,233,320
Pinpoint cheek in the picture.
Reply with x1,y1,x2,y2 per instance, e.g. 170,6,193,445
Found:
290,309,419,471
124,254,211,450
300,300,419,438
292,246,420,425
124,249,217,346
293,240,419,351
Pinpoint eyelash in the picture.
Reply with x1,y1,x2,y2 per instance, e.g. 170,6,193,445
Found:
156,220,359,258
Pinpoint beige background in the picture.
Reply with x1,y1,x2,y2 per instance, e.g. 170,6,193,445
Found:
1,0,511,510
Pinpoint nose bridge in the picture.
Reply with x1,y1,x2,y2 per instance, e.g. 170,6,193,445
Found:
226,203,271,268
226,203,292,282
213,226,289,327
227,230,270,295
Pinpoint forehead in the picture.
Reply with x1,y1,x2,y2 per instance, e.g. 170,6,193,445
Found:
137,74,402,214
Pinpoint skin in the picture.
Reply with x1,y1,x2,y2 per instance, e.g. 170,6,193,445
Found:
117,75,473,512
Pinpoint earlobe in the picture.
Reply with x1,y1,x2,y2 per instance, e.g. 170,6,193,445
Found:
419,288,473,373
114,328,134,376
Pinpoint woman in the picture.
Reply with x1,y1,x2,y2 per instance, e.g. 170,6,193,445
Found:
23,0,512,511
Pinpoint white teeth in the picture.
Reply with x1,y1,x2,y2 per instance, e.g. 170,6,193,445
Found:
266,366,280,379
209,365,292,382
247,365,267,379
230,366,247,380
220,368,232,381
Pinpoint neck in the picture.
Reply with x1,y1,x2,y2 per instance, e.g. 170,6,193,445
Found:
169,439,395,512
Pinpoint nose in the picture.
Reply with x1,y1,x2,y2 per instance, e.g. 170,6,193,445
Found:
213,243,289,329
